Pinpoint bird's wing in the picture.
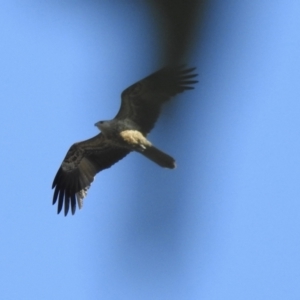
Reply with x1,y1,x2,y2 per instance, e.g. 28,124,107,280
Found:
115,66,198,134
52,133,129,216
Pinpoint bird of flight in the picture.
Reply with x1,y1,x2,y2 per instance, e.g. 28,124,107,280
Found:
52,66,198,216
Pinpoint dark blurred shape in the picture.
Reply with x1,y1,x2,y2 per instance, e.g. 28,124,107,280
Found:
149,0,208,65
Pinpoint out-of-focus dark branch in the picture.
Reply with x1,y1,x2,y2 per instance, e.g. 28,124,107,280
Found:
148,0,208,65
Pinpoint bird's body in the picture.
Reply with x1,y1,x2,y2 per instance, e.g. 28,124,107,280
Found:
52,66,198,215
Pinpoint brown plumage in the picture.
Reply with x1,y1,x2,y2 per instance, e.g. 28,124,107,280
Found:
52,66,198,215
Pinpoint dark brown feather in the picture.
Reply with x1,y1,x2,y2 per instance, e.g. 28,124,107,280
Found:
52,133,129,216
138,145,176,169
115,66,198,134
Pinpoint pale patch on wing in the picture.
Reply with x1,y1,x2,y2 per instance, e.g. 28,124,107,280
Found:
120,130,152,149
61,147,84,172
76,185,90,209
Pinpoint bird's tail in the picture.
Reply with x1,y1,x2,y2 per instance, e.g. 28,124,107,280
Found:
139,145,176,169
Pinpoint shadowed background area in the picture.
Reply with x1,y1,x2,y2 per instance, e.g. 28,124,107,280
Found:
1,1,300,299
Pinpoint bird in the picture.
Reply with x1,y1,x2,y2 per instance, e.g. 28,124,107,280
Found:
52,66,198,216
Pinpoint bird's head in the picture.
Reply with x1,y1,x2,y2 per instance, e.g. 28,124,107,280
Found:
94,120,104,130
95,120,115,136
94,120,108,131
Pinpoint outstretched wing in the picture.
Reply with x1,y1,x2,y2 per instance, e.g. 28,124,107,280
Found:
115,66,198,134
52,133,129,216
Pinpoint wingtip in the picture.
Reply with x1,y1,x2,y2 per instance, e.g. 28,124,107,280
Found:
178,66,197,74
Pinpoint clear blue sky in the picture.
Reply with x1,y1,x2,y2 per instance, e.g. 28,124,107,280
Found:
1,1,300,299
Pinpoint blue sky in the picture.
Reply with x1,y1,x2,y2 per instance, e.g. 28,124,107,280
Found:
1,1,300,299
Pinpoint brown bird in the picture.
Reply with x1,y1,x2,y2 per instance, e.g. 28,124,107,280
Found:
52,66,198,215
